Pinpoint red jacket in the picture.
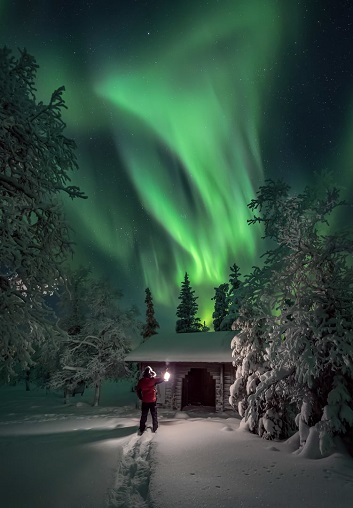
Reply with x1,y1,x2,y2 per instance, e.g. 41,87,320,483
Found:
136,376,164,403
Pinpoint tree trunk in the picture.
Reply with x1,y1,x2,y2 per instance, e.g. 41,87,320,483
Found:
25,369,30,391
93,381,101,406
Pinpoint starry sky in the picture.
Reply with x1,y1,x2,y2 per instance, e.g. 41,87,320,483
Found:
2,0,353,330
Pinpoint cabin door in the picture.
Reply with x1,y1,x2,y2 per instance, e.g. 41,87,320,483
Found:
182,368,215,408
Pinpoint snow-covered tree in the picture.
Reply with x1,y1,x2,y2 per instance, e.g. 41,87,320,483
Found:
29,335,62,390
212,283,228,331
58,266,90,336
52,274,142,405
229,304,269,419
0,48,85,381
176,272,202,333
221,263,242,330
228,260,294,439
141,287,160,341
234,179,353,453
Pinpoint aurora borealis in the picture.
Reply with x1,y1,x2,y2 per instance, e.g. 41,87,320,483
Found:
2,1,353,329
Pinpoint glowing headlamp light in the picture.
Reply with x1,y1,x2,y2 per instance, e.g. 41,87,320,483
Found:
164,371,170,381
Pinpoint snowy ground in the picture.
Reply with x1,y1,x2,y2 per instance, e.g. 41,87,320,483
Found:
0,383,353,508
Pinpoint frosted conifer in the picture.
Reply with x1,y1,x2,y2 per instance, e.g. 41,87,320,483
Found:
212,283,229,331
221,264,242,330
176,272,202,333
233,179,353,452
141,287,160,341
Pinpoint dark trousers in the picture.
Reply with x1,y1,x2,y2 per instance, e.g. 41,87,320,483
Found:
139,401,158,432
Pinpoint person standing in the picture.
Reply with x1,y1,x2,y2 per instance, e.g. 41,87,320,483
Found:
136,366,165,434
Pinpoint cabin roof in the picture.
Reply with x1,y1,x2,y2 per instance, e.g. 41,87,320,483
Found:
125,330,235,363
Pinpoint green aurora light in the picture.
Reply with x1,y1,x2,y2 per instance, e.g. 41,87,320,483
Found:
2,0,351,328
93,0,284,323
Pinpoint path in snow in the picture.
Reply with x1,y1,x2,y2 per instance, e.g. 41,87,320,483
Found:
107,429,155,508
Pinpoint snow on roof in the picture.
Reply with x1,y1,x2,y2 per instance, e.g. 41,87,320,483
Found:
125,330,236,363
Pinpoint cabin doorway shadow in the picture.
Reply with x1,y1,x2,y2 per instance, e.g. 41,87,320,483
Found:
182,367,215,410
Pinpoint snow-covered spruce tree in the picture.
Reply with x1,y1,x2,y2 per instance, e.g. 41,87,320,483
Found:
52,274,142,406
176,272,202,333
241,179,353,452
212,283,229,331
229,301,271,427
141,287,160,341
221,263,242,330
228,261,295,440
0,48,85,381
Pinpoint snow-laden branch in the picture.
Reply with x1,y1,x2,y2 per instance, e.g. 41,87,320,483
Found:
55,185,87,199
62,365,85,372
0,173,36,199
66,337,100,352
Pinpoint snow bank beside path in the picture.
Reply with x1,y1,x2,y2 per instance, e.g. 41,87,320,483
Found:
149,417,353,508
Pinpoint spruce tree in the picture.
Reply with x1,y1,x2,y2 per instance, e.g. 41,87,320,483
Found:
233,179,353,453
176,273,202,333
201,321,210,332
141,287,160,341
212,283,229,331
221,263,242,330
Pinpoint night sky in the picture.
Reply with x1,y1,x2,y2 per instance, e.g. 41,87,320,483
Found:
2,0,353,330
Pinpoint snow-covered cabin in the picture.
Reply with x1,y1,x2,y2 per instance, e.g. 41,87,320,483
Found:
125,331,235,412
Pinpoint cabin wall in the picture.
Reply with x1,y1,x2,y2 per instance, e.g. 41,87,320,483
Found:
139,362,235,412
223,363,236,410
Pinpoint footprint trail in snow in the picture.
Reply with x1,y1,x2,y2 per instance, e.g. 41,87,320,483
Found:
107,430,155,508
